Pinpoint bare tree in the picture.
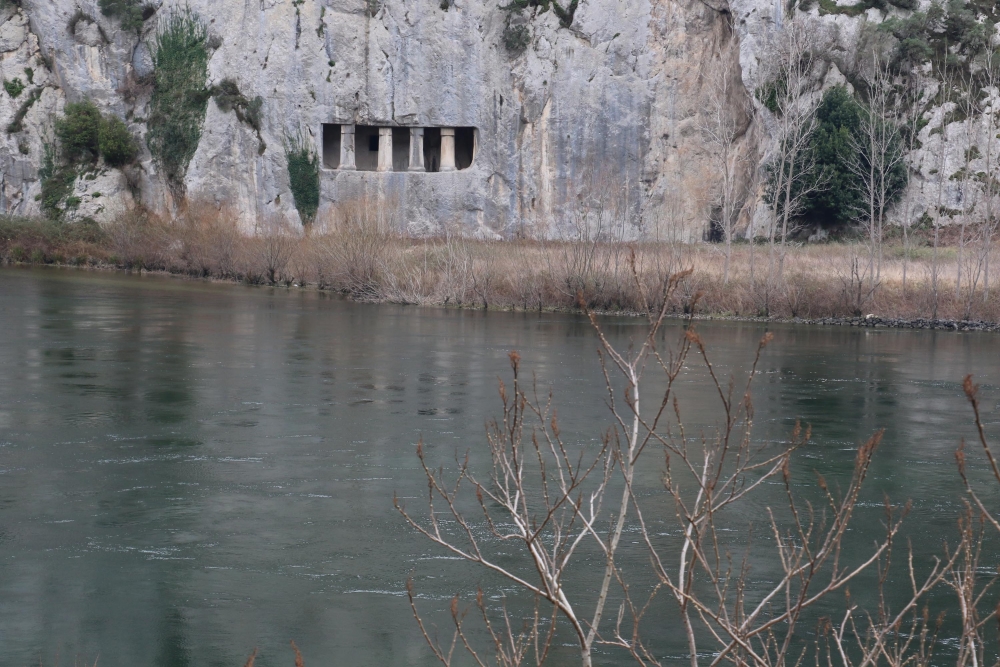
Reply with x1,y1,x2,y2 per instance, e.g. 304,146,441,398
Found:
251,217,295,286
759,21,828,313
959,51,1000,319
545,170,637,308
952,67,980,306
700,38,753,285
846,51,907,309
978,51,1000,305
931,62,956,320
602,332,953,667
897,78,927,296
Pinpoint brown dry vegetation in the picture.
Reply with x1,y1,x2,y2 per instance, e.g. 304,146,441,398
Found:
2,205,999,323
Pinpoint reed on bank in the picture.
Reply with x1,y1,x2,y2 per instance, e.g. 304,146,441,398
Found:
2,206,999,323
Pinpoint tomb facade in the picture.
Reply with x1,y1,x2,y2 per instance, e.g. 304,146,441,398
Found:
321,124,477,173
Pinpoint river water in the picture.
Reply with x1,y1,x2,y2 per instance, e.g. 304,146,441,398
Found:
0,267,998,666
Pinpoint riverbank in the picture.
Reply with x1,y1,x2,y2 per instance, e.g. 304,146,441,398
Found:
2,213,999,325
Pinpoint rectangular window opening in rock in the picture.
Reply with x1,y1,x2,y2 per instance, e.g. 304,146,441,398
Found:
392,127,410,172
322,123,341,169
423,127,441,173
455,127,476,170
354,125,379,171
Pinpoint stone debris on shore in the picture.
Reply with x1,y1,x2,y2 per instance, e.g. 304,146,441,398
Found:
797,317,1000,332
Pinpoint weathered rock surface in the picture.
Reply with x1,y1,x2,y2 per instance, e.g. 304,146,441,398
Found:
0,0,995,236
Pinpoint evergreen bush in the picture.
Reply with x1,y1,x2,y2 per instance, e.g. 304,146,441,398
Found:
4,77,24,98
43,102,138,218
500,0,578,31
98,0,151,32
55,100,102,163
503,22,530,55
880,0,996,70
774,87,907,229
99,115,138,167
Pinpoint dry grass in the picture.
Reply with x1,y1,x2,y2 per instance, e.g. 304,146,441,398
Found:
2,205,999,323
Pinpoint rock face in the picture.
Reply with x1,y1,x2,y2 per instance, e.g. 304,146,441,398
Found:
0,0,996,237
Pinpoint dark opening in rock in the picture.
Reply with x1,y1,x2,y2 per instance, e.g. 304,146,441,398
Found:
354,125,379,171
423,127,441,173
455,127,476,170
392,127,410,172
322,123,340,169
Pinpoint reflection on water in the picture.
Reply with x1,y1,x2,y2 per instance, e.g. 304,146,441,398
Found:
0,267,998,666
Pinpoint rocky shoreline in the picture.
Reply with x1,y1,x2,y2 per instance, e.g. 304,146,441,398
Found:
804,316,1000,332
684,313,1000,332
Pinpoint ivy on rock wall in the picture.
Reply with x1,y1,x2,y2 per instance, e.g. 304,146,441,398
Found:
285,136,319,224
147,9,209,191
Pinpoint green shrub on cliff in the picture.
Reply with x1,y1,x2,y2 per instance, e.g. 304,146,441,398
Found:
56,101,102,163
7,88,40,134
211,78,266,153
55,100,137,167
99,115,138,167
147,8,209,190
880,0,996,71
4,77,25,98
43,101,138,218
285,137,319,224
500,0,578,31
99,0,154,33
503,22,530,55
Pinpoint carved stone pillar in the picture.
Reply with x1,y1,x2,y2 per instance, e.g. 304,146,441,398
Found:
408,127,425,172
377,127,393,172
339,124,356,170
440,127,456,172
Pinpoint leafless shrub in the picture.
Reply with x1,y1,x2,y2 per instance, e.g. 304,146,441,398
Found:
397,263,961,667
105,205,169,270
397,262,693,667
246,217,296,285
8,199,1000,321
321,196,398,299
840,253,879,317
957,377,1000,536
179,202,242,278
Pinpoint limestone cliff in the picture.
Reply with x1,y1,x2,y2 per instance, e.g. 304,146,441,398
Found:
0,0,995,238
